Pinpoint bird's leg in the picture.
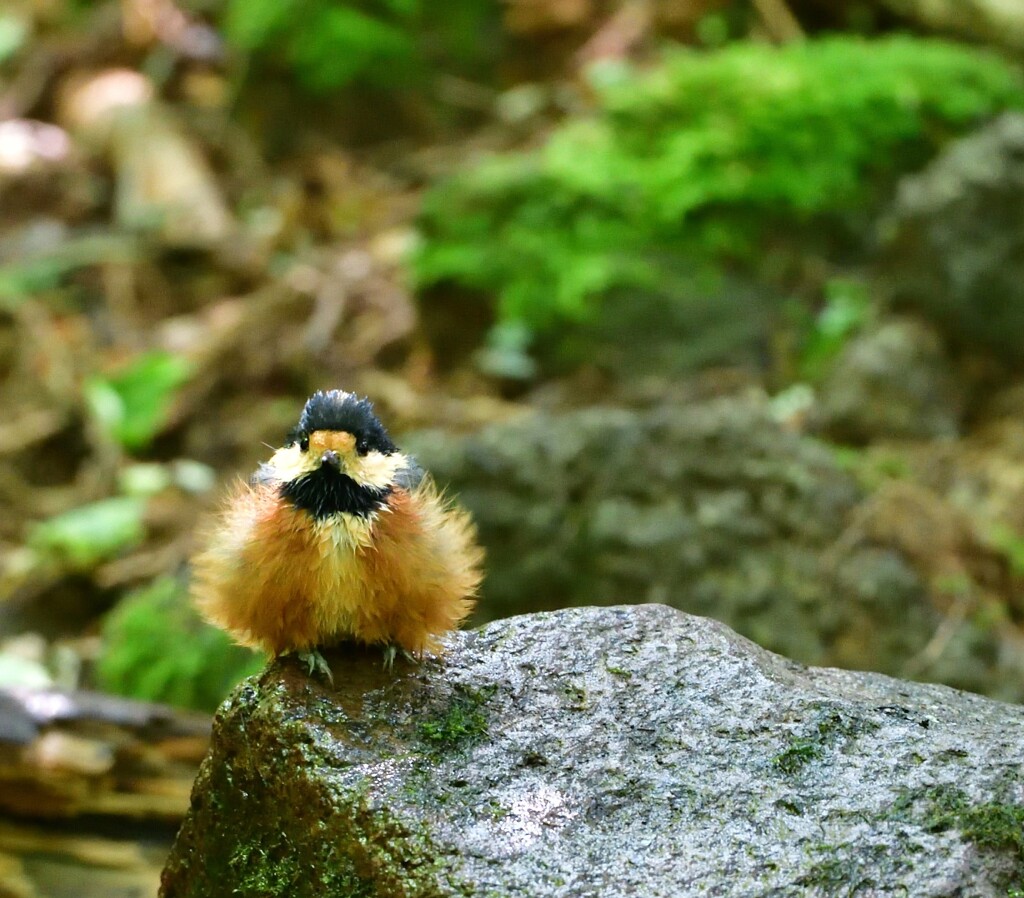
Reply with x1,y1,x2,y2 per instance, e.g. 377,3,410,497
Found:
295,648,334,684
382,644,418,669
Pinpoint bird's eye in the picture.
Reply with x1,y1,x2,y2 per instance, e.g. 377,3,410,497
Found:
356,438,369,456
298,434,310,452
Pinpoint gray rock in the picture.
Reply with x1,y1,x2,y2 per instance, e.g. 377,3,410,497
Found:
408,392,1019,699
881,113,1024,360
814,317,963,442
543,274,776,379
160,605,1024,897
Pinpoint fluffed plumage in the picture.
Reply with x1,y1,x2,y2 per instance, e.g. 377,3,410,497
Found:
192,390,483,660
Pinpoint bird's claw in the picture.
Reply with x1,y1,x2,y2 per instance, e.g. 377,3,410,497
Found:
296,649,334,684
382,644,417,669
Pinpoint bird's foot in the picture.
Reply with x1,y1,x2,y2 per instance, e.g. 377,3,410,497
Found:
382,644,418,669
296,648,334,684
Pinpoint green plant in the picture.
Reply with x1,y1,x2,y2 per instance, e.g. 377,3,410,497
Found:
96,576,263,711
791,278,874,383
985,523,1024,578
0,13,27,65
85,351,192,452
223,0,499,92
29,496,147,568
416,36,1024,341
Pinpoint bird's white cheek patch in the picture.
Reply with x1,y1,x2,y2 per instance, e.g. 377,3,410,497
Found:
350,451,406,490
268,444,318,482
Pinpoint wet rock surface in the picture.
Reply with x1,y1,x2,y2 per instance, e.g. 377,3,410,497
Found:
410,392,1020,698
161,605,1024,897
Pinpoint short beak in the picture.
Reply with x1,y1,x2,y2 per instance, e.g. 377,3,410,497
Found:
321,450,341,469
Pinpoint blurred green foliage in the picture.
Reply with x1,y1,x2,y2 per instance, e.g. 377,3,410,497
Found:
0,13,27,65
0,258,73,306
0,235,138,307
96,577,262,711
984,524,1024,578
416,37,1024,338
29,496,147,568
85,351,192,452
791,278,874,384
831,445,912,493
223,0,499,92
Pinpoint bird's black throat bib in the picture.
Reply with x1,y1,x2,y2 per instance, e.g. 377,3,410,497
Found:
281,467,391,520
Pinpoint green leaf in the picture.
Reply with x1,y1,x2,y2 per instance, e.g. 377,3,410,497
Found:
287,6,416,91
85,351,192,452
797,279,873,383
0,14,28,64
29,497,147,567
224,0,298,48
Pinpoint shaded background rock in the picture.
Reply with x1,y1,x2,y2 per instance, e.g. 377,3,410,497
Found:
410,391,1024,699
161,605,1024,898
813,316,963,443
531,273,777,381
881,113,1024,361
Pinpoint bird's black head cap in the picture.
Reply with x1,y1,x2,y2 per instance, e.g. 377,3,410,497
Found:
288,390,397,455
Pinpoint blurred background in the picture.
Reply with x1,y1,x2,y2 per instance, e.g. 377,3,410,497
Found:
3,0,1024,894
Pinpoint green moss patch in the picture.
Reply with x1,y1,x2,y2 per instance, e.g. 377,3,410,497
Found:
417,36,1024,347
796,842,915,896
418,684,495,751
915,786,1024,861
771,708,879,776
772,739,823,775
163,682,469,898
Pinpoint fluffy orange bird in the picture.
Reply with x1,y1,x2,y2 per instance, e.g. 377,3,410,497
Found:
192,389,483,677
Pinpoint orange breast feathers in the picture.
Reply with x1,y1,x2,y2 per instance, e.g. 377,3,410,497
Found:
191,477,484,657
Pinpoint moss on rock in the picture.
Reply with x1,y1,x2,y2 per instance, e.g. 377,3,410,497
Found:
161,606,1024,896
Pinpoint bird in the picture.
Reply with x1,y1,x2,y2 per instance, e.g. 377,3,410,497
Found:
191,389,483,678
